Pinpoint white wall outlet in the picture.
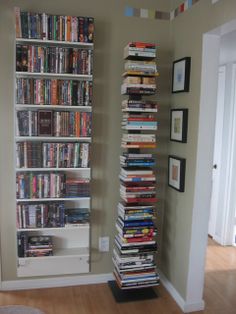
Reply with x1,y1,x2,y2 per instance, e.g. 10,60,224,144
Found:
99,236,110,252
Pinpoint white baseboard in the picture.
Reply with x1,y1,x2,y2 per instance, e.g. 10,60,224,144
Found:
213,234,224,245
183,300,205,313
1,273,114,291
159,271,205,313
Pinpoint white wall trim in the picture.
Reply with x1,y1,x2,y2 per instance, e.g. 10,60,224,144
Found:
159,271,205,313
1,273,113,291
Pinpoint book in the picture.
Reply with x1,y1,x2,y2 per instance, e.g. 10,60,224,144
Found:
124,43,156,60
120,168,154,176
38,111,53,136
126,42,156,49
15,7,22,39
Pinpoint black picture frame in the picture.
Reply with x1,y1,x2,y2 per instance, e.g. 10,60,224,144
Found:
172,57,191,93
170,109,188,143
168,155,186,192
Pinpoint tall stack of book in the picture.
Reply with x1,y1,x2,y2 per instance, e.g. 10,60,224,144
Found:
112,42,159,291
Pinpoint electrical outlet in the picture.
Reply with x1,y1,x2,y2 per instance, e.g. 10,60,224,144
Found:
99,236,109,252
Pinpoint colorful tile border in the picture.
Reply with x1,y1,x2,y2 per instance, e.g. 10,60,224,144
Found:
124,0,201,21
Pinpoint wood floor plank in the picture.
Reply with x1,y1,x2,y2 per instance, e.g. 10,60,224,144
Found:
0,238,235,314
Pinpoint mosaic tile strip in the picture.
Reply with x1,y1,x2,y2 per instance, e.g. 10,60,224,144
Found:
124,0,201,21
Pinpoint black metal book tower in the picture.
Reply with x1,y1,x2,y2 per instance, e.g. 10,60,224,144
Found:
109,42,159,302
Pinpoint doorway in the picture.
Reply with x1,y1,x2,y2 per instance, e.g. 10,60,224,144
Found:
184,19,236,312
208,38,236,246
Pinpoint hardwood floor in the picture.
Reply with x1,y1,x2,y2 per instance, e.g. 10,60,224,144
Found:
200,238,236,314
0,239,235,314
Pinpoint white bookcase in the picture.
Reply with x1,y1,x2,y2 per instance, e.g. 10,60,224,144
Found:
14,9,94,277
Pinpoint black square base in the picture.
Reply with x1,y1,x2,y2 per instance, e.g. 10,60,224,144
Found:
108,280,158,303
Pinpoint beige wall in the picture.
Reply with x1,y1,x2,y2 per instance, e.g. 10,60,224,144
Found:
161,0,236,300
0,0,171,281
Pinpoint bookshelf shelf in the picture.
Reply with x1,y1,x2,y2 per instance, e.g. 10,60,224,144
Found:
122,127,158,131
15,136,92,142
16,167,91,172
15,104,92,112
16,38,94,48
122,109,158,113
18,247,89,260
17,247,89,277
15,72,93,81
122,72,159,77
17,225,89,232
14,8,94,277
16,197,91,202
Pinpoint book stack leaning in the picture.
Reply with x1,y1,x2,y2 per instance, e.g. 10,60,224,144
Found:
112,42,160,291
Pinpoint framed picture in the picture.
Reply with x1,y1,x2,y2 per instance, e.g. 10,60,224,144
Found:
168,155,186,192
170,109,188,143
172,57,191,93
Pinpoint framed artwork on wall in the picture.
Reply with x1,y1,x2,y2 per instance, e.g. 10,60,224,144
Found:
170,108,188,143
172,57,191,93
168,155,186,192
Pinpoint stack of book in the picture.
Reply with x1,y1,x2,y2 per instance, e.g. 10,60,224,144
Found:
121,134,156,149
16,142,42,168
17,202,65,229
121,83,156,96
119,168,157,204
113,42,159,291
65,178,90,197
122,113,158,130
121,42,158,96
123,42,156,59
124,60,157,75
15,8,94,43
16,172,66,199
16,78,93,106
17,203,90,229
113,202,158,289
121,100,158,113
16,142,90,168
120,153,155,167
65,208,90,225
16,173,90,199
16,45,93,75
16,110,92,137
18,234,53,257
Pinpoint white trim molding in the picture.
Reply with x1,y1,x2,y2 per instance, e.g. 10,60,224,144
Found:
1,273,114,291
160,271,205,313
